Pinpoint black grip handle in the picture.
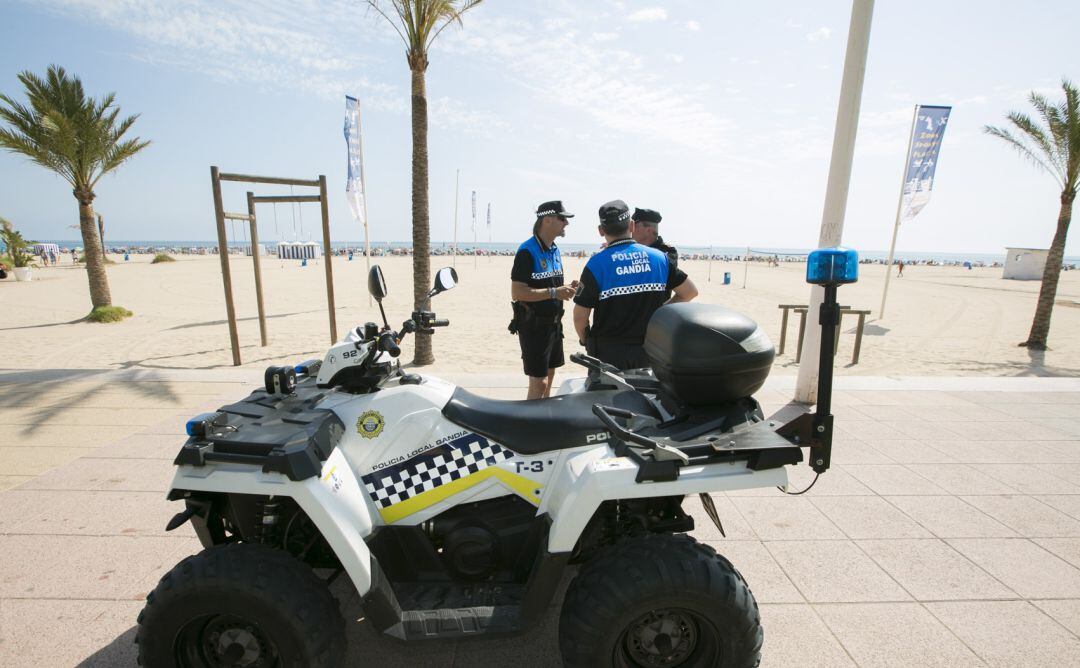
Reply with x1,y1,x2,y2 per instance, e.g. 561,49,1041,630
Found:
379,332,401,358
591,404,659,449
431,319,450,327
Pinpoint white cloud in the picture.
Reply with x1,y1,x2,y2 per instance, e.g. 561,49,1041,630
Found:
686,20,701,31
807,27,832,42
627,8,668,23
592,31,619,41
669,54,685,64
784,19,804,29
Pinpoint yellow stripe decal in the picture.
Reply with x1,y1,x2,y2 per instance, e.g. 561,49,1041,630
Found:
378,468,542,523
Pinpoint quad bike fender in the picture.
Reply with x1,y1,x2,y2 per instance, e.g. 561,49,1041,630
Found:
543,446,788,553
169,448,377,596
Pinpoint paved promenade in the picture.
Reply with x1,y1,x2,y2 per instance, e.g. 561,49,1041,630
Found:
2,369,1080,666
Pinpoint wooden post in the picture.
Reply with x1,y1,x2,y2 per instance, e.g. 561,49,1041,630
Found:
211,166,242,366
795,309,807,363
247,191,268,347
96,213,107,263
779,306,790,355
852,311,868,364
318,175,337,343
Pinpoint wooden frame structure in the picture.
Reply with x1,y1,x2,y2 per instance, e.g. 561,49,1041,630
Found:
210,166,337,366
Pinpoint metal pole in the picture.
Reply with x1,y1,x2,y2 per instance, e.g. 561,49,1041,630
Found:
357,96,372,307
247,191,268,346
742,247,749,288
708,246,713,282
318,175,338,343
880,105,918,319
795,0,875,404
211,166,242,366
453,169,459,268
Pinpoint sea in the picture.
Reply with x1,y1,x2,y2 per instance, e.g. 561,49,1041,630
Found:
33,240,1080,266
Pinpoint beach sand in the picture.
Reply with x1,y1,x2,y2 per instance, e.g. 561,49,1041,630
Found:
3,253,1079,378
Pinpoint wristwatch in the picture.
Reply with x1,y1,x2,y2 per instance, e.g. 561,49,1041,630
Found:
548,287,556,299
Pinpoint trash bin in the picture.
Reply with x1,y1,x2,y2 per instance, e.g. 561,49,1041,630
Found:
301,258,308,268
723,272,731,285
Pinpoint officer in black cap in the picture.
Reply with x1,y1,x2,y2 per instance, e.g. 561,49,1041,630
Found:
573,200,697,370
632,208,679,268
511,200,578,399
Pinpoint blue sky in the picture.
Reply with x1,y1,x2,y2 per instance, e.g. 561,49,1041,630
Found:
1,0,1078,255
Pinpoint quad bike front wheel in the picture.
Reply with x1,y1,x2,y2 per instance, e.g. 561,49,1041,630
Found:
559,533,762,667
136,542,345,668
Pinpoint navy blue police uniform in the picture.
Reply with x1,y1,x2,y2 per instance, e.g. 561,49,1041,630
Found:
511,203,570,377
575,202,687,370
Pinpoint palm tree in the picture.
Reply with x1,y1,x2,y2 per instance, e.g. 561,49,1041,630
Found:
0,65,149,318
368,0,483,365
986,80,1080,350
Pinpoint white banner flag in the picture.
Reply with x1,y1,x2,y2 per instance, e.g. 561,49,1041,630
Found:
471,190,477,232
344,96,365,225
900,105,951,221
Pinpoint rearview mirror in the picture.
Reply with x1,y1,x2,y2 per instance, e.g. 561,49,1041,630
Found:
431,267,458,297
368,265,388,301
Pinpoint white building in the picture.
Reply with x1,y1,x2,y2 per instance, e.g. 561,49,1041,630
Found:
1003,247,1048,280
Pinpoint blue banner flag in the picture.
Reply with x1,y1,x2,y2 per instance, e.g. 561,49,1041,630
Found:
344,95,365,224
901,105,951,221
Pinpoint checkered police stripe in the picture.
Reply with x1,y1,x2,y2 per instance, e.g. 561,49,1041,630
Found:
599,282,667,300
531,270,563,280
360,433,512,509
537,209,557,216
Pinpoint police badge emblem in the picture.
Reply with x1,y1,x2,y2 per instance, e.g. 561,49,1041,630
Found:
540,258,548,270
356,410,385,439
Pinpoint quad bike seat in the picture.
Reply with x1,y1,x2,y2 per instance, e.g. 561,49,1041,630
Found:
442,387,660,455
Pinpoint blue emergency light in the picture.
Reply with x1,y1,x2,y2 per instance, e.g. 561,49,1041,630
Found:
806,247,859,286
185,412,223,438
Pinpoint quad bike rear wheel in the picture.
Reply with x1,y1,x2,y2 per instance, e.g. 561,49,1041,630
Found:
136,542,345,668
559,533,762,667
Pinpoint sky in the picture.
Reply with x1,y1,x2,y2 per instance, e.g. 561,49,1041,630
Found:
1,0,1078,256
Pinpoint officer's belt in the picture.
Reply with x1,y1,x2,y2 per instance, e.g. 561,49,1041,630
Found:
587,334,641,345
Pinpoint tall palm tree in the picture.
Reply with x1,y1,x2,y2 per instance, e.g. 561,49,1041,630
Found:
368,0,483,365
986,80,1080,351
0,65,149,317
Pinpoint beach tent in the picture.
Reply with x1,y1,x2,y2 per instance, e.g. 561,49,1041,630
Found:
33,243,60,258
303,241,322,259
244,244,270,257
276,241,320,260
1003,247,1048,280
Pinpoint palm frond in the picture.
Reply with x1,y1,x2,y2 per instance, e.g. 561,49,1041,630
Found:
987,79,1080,193
984,125,1064,187
369,0,483,67
0,64,149,196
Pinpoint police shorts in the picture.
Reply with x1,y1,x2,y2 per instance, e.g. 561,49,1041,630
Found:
586,339,649,371
518,321,564,378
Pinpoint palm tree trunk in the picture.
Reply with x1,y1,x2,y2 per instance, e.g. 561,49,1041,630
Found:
76,194,112,309
1023,191,1075,349
410,67,434,365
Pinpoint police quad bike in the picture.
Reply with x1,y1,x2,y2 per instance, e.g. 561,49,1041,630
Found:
136,248,859,668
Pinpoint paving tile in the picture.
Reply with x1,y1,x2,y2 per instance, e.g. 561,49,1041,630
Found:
786,465,874,496
0,490,190,538
685,494,756,540
830,440,896,464
991,403,1080,419
970,463,1080,494
1032,538,1080,570
879,420,960,441
927,600,1080,667
0,475,32,492
842,464,949,495
766,540,911,603
0,599,142,667
835,421,910,440
927,440,1065,464
857,539,1016,601
758,604,855,667
1032,599,1080,638
904,464,1019,495
0,406,185,427
20,457,175,493
860,439,957,464
704,540,803,603
0,425,132,447
728,497,845,541
904,404,1012,422
817,602,984,667
947,538,1080,598
1038,418,1080,438
845,405,915,421
1032,495,1080,521
1033,462,1080,480
0,445,98,476
885,496,1018,538
942,419,1077,442
86,432,186,460
961,495,1080,537
0,534,192,599
810,496,932,539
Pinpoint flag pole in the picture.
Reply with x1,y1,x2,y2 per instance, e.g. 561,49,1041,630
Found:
879,104,918,319
357,97,372,306
453,169,460,268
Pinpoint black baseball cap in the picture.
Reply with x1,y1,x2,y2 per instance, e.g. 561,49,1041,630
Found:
598,199,632,228
633,208,662,224
536,200,574,218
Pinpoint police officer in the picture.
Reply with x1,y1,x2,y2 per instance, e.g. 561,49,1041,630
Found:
511,200,578,399
573,200,697,370
632,207,694,301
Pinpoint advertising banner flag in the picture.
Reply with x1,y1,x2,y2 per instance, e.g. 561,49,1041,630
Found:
344,96,365,225
901,105,951,221
471,191,477,232
486,202,491,229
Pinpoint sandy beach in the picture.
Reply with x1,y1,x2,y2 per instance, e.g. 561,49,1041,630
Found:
3,252,1079,378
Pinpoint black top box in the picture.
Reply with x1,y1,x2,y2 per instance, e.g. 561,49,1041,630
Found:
644,303,775,405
